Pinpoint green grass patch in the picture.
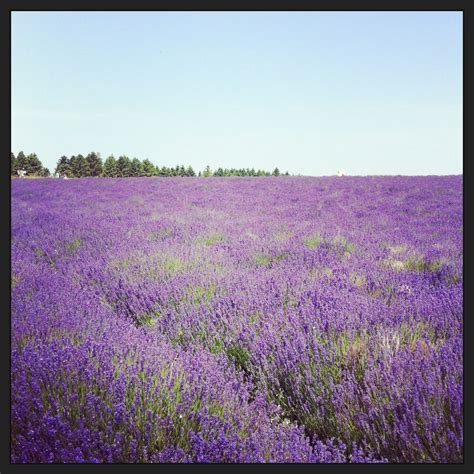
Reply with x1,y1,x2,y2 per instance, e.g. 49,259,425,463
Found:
303,232,323,249
202,233,225,246
349,272,366,287
254,253,271,266
405,256,444,273
225,343,250,374
65,238,82,256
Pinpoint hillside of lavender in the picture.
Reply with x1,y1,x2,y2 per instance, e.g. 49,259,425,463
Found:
11,176,463,463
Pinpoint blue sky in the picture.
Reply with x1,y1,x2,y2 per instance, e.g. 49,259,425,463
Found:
12,11,462,176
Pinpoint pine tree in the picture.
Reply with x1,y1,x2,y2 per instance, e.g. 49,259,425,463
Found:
116,156,132,177
69,155,79,177
76,154,89,177
86,152,103,177
16,151,28,173
25,153,43,175
142,159,156,177
55,156,71,177
130,158,143,177
103,155,118,177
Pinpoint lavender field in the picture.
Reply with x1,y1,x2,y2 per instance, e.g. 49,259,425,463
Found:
11,176,463,463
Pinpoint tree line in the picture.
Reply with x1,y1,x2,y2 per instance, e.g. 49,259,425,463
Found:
11,152,50,177
55,153,290,177
11,151,290,178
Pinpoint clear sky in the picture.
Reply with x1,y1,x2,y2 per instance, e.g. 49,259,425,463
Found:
12,11,462,176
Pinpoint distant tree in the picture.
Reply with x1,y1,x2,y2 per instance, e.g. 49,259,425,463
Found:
214,167,224,177
186,165,196,177
69,155,88,177
130,158,143,177
11,152,17,176
55,155,71,177
142,159,156,177
116,155,132,177
103,155,117,177
272,167,280,176
69,155,78,177
16,151,28,174
203,165,212,177
24,153,43,176
198,171,202,177
40,167,51,177
284,171,290,176
86,152,103,177
179,165,186,177
76,154,89,177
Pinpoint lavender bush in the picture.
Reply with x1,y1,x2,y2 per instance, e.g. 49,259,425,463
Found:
11,176,463,463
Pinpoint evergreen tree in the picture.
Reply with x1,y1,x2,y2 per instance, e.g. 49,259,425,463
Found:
103,155,118,177
186,165,196,177
86,152,103,177
55,156,71,177
142,159,156,177
16,151,28,173
69,155,79,177
272,167,280,176
116,156,132,177
25,153,43,175
69,155,88,177
76,154,89,177
130,158,143,177
40,167,51,177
